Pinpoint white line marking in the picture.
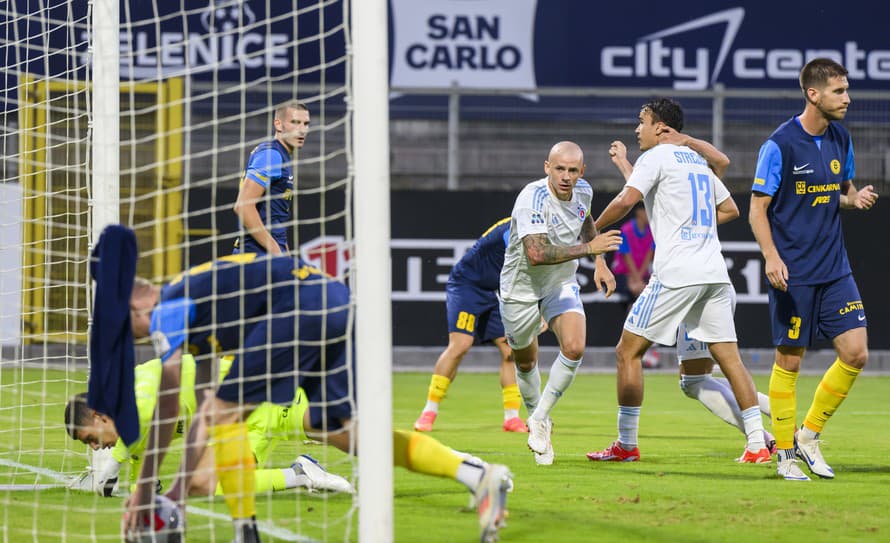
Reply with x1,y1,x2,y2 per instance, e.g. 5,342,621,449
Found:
0,458,315,542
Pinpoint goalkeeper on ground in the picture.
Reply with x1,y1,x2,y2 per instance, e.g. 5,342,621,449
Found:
64,354,353,497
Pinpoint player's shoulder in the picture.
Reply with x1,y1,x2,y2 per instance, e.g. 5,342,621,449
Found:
574,178,592,195
515,178,549,206
248,141,287,164
826,120,852,141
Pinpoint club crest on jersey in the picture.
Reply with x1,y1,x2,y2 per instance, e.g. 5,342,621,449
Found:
795,181,807,195
577,205,586,220
830,159,841,174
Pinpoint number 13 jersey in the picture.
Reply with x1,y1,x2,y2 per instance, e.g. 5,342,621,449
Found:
627,144,731,288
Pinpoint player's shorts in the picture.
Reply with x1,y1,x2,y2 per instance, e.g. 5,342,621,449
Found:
767,273,866,347
216,276,354,432
624,279,737,346
500,281,584,350
676,288,738,363
445,276,503,343
247,388,309,465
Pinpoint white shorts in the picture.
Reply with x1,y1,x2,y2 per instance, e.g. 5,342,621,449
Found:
624,279,737,347
500,281,584,350
676,287,737,363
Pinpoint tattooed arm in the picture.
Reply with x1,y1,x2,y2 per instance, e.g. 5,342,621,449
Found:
522,216,622,266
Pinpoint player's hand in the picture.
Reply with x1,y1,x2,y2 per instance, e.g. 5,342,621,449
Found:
853,185,878,210
764,254,789,292
608,141,627,165
122,483,152,538
586,230,622,255
593,256,616,297
655,125,686,146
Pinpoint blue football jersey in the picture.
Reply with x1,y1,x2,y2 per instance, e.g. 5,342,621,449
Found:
450,218,510,291
752,117,854,285
235,140,294,253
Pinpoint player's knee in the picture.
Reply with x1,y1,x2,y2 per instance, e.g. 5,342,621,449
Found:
841,346,868,369
679,374,705,399
558,342,584,361
188,471,214,497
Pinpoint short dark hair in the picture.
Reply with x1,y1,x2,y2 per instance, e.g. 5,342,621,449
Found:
800,58,848,93
64,393,91,441
642,97,684,132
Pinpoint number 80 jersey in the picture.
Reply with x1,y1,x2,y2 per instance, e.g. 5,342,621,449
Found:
626,143,731,289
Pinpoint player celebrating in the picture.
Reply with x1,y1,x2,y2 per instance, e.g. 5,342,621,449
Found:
233,100,310,255
65,355,352,497
93,232,512,543
605,127,775,459
587,98,770,464
414,217,529,434
749,58,878,481
499,141,621,466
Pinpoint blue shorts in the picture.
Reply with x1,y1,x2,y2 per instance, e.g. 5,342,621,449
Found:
767,274,866,347
445,276,504,344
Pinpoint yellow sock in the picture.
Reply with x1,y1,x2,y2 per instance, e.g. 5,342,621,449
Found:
427,374,451,404
393,430,462,479
211,422,256,519
803,358,861,433
769,363,798,450
502,384,521,411
214,469,286,496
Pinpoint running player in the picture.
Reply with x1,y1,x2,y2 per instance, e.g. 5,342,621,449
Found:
414,217,529,433
499,141,622,466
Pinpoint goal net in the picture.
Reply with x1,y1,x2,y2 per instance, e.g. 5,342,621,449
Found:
0,0,390,541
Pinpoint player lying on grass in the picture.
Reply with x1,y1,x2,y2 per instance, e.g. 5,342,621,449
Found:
89,232,512,543
65,354,353,497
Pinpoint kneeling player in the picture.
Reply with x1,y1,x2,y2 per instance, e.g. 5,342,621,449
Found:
65,355,352,497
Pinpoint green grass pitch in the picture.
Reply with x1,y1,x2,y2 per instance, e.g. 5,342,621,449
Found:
2,367,889,542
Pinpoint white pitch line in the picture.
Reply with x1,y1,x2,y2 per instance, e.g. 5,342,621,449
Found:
0,458,315,542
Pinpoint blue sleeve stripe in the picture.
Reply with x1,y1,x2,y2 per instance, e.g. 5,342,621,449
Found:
532,186,547,212
844,140,855,181
752,140,782,196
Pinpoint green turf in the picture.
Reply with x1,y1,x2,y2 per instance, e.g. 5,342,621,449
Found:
2,367,889,542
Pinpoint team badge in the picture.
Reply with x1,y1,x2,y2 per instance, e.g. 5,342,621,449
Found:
830,159,841,174
795,181,806,195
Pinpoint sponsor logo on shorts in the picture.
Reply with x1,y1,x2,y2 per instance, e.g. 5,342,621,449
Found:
838,300,864,316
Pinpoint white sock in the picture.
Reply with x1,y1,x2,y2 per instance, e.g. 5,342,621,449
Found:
742,406,767,452
283,468,299,489
504,409,519,421
680,374,744,431
516,364,542,414
617,406,640,449
798,426,819,442
422,400,440,413
531,353,581,420
712,376,771,417
455,461,484,491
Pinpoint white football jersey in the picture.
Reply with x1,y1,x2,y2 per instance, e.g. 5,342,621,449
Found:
500,177,592,302
626,144,731,288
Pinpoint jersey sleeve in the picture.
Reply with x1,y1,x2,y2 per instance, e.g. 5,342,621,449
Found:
149,298,196,362
244,148,284,188
512,187,549,240
752,139,782,196
713,175,731,205
626,150,659,196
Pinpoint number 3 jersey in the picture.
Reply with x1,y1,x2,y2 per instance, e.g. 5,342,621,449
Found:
627,144,731,289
